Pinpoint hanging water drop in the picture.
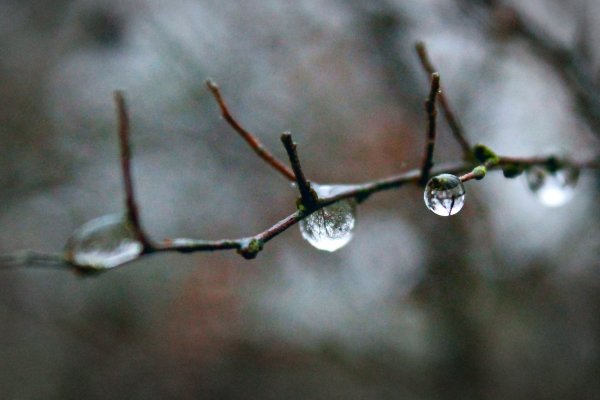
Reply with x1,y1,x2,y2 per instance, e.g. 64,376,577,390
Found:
64,213,143,270
299,184,356,252
526,165,579,207
424,174,466,216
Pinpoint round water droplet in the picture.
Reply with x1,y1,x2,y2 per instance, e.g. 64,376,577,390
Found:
299,184,356,252
526,165,579,207
64,213,143,269
424,174,466,216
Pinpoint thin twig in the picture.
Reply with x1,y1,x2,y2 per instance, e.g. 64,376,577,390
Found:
153,161,471,256
415,42,472,155
0,251,68,270
280,132,318,207
205,79,296,181
419,72,441,185
2,71,600,269
114,91,153,251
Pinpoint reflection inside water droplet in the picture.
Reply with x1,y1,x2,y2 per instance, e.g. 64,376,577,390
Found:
299,184,356,252
526,165,579,207
424,174,466,216
64,213,143,269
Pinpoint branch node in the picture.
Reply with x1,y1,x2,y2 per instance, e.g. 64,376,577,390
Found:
237,238,264,260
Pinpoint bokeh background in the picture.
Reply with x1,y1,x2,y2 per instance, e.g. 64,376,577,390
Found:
1,0,600,398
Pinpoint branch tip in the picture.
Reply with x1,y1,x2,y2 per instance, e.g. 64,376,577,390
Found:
415,41,471,155
113,90,152,250
281,132,317,207
205,81,296,181
419,71,442,185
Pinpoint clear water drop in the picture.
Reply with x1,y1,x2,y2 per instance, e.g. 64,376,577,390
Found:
64,213,143,269
526,165,579,207
424,174,466,216
299,184,356,252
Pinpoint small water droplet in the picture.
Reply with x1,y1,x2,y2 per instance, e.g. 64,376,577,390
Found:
424,174,466,216
64,213,143,269
526,165,579,207
299,184,356,252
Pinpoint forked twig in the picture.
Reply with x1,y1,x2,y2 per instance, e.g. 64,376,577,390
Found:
415,42,472,155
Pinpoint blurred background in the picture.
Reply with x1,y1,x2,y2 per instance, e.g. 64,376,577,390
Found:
1,0,600,398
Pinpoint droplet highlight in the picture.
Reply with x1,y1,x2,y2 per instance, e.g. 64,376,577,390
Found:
424,174,466,216
526,165,579,207
299,184,356,252
64,213,143,269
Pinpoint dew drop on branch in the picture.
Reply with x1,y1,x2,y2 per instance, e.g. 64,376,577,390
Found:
526,165,579,207
424,174,466,216
299,184,356,252
64,213,143,270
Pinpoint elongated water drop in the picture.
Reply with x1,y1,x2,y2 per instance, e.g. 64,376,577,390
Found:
299,184,356,252
64,213,143,270
424,174,466,216
526,165,579,207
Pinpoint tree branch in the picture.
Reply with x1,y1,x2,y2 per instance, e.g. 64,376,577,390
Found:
415,42,472,155
280,132,318,208
2,46,600,272
205,79,297,181
0,251,68,270
419,72,441,185
114,91,154,251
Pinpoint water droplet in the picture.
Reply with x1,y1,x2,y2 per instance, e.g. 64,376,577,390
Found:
64,213,143,269
526,165,579,207
424,174,466,216
299,184,356,252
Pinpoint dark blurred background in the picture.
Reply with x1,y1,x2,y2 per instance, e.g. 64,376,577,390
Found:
1,0,600,398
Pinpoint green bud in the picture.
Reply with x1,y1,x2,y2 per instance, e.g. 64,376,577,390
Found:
472,165,487,180
545,156,563,173
237,238,264,260
472,144,499,165
502,163,524,178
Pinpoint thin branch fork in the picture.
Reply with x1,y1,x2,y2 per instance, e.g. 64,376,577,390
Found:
2,47,600,271
415,42,472,155
205,79,296,181
419,72,441,185
114,91,153,251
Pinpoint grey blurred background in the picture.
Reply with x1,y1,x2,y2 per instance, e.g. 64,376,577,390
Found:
1,0,600,398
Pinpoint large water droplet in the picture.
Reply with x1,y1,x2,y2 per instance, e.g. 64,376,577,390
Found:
64,213,143,269
526,165,579,207
299,184,356,252
424,174,466,216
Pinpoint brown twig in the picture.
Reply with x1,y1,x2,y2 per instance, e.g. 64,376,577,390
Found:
205,79,296,181
114,91,154,251
3,66,600,270
280,132,318,208
415,42,472,155
152,161,471,256
419,72,441,185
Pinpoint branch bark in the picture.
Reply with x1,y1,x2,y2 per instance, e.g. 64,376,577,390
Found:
114,91,154,251
420,72,441,185
415,42,472,155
